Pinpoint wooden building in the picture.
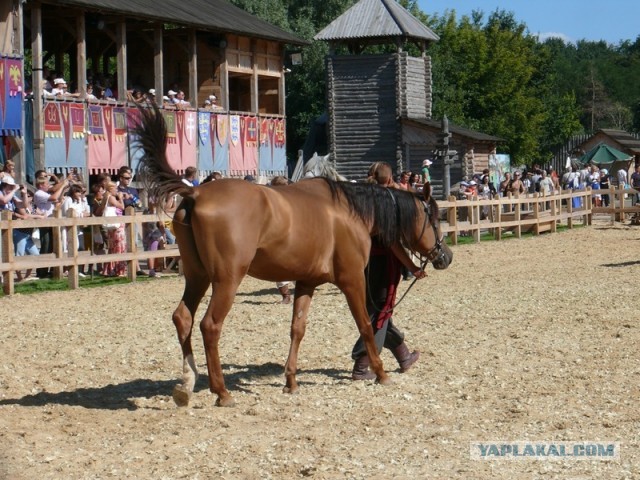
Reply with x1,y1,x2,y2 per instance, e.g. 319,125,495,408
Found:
0,0,306,182
314,0,503,193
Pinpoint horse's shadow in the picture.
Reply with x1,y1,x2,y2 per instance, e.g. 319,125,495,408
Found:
0,362,348,411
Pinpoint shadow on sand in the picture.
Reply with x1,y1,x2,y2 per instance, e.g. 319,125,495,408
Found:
0,362,348,410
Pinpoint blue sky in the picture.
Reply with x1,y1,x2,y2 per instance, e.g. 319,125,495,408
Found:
416,0,639,44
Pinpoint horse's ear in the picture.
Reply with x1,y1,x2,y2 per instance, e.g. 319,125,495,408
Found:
422,181,432,201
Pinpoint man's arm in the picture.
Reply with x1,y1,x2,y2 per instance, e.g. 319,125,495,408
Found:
390,243,426,279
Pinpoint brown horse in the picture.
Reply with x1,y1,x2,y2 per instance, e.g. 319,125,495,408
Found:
133,105,453,407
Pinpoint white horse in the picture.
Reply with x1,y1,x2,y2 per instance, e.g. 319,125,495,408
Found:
301,152,347,182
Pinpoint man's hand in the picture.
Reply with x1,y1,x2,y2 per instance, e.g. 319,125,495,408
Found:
412,269,427,280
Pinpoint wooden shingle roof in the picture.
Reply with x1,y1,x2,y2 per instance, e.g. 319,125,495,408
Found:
404,118,504,143
50,0,307,45
314,0,439,43
598,129,640,154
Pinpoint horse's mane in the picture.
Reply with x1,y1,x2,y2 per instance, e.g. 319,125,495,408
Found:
322,178,426,248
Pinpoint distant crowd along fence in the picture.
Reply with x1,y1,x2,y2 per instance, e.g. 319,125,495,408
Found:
439,185,640,244
0,206,180,295
1,186,639,295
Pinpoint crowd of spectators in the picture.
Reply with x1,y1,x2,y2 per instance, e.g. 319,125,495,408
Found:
0,164,224,282
34,66,220,110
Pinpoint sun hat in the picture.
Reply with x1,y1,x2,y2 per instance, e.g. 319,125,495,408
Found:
1,176,16,186
53,78,66,85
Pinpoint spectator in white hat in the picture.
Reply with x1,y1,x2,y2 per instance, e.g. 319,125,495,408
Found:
421,159,432,184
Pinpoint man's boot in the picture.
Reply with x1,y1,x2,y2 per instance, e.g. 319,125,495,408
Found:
278,285,292,304
392,343,420,373
352,356,377,381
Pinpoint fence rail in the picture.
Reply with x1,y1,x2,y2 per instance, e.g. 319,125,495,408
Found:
439,185,639,244
1,207,180,295
2,186,639,295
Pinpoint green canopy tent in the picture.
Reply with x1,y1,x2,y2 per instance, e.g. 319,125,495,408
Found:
580,143,633,174
580,143,633,184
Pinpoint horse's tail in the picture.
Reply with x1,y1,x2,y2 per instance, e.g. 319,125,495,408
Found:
132,103,196,201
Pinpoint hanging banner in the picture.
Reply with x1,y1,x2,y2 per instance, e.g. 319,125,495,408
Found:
87,104,126,173
127,107,145,174
198,111,214,172
43,101,85,170
229,115,243,174
2,57,24,135
179,110,197,170
259,118,273,173
213,113,229,174
272,118,287,173
242,115,258,172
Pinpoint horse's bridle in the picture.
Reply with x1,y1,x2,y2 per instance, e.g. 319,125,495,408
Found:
411,198,445,266
371,192,447,313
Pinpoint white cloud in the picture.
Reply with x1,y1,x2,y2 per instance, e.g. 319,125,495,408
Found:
535,31,574,44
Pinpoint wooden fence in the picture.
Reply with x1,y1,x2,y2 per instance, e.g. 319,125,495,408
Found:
1,207,180,295
1,186,639,295
440,185,639,244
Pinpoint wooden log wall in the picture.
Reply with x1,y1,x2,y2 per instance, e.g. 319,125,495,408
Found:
398,53,432,120
327,54,401,181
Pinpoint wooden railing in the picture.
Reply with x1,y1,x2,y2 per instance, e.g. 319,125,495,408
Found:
2,186,638,295
1,207,180,295
439,185,640,245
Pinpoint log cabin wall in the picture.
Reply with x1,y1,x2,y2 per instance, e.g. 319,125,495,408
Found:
327,52,436,181
398,54,433,120
327,53,402,181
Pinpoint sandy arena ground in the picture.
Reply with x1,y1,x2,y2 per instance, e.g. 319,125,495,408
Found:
1,218,639,479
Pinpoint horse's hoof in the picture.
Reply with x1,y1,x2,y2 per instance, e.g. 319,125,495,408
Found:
172,384,192,407
282,385,299,394
376,375,393,386
215,396,236,407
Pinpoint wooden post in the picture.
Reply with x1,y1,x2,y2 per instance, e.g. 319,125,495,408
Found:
567,190,574,229
76,12,87,98
514,195,521,238
67,209,79,290
251,39,259,114
1,211,15,295
278,46,286,116
154,24,164,106
447,196,457,246
220,42,229,111
494,194,502,240
585,187,592,226
31,1,45,172
532,193,540,235
550,192,558,233
188,28,198,107
125,207,137,281
52,208,64,279
472,196,480,243
116,18,127,102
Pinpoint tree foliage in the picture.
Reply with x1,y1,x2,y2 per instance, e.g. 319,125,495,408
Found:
229,0,640,165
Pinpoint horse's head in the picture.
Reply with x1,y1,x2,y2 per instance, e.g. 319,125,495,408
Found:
409,185,453,271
